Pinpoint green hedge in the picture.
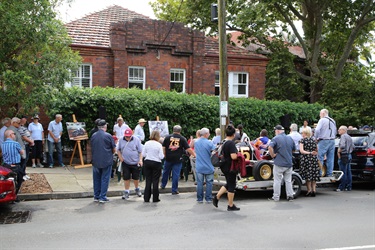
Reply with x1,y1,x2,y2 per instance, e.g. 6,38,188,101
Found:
46,87,324,142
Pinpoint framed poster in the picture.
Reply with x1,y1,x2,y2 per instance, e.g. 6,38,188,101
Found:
148,121,169,138
66,122,88,140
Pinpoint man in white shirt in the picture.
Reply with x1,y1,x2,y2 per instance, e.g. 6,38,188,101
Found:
288,123,302,150
113,117,129,139
134,118,146,142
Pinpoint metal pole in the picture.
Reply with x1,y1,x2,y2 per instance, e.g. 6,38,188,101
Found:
218,0,228,140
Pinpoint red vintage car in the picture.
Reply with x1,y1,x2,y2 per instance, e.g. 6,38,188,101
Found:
0,166,17,203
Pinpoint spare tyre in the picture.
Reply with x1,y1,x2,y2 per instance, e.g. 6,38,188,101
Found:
252,160,273,181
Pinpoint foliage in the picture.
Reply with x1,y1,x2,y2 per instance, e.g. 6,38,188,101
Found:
151,0,375,103
47,87,324,144
0,0,81,117
320,63,375,127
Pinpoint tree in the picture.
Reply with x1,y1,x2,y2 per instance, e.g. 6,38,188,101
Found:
0,0,81,117
151,0,375,103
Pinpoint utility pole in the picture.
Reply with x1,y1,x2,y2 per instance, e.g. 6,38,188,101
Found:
218,0,228,140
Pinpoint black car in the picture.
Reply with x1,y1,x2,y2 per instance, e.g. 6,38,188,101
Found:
347,130,375,181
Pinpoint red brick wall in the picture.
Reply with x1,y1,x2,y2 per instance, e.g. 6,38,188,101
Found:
70,19,267,99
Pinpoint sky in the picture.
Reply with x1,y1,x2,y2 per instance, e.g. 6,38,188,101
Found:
57,0,156,23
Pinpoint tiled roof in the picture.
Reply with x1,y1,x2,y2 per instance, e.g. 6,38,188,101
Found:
205,37,267,59
229,31,306,59
65,5,150,47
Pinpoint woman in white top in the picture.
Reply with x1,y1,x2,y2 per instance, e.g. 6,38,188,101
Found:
142,130,164,202
28,115,44,168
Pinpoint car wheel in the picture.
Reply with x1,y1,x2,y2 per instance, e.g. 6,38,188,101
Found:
281,174,302,199
291,174,302,198
252,160,273,181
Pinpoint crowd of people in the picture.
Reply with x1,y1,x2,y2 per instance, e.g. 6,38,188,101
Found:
0,108,360,207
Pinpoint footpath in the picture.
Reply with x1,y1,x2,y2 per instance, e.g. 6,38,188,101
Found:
18,165,198,201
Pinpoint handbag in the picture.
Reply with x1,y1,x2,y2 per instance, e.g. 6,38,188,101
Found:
317,160,323,170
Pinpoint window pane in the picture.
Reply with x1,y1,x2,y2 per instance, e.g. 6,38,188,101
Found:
171,82,183,92
129,82,143,89
215,86,220,96
83,66,90,78
82,79,90,88
238,85,246,94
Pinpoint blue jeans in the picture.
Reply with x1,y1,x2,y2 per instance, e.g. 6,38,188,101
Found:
338,155,352,191
93,165,112,201
318,140,335,176
47,140,63,166
161,161,182,193
196,172,214,202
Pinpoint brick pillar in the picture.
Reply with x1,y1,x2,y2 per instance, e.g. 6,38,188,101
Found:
191,30,206,93
110,25,127,88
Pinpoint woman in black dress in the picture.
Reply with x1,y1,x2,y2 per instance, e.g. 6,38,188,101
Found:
299,127,320,196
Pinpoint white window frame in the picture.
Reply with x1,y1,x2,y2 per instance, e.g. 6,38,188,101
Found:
215,71,249,97
229,72,248,97
67,64,92,88
128,66,146,90
214,71,220,96
170,68,185,93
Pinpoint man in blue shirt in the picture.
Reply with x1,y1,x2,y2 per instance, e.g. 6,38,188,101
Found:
2,130,25,197
314,109,337,177
91,120,116,203
117,128,143,200
47,114,64,168
268,125,295,201
194,128,216,203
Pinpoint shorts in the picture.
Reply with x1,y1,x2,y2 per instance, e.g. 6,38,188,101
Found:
122,162,140,180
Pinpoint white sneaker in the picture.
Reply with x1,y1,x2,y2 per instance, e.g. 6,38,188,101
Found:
37,163,44,168
32,164,36,168
23,175,31,181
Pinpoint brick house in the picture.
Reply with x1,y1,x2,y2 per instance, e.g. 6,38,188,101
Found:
65,5,268,99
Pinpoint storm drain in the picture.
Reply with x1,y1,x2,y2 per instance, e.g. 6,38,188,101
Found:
0,211,31,224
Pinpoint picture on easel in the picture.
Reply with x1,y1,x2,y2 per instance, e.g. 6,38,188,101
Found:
66,122,88,140
148,121,169,138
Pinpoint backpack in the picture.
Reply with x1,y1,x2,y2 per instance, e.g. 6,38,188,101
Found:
211,140,227,167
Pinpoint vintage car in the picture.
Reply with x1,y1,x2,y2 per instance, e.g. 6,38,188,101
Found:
214,141,342,198
0,166,17,204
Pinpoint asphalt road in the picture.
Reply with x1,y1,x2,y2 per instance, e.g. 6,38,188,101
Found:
1,183,374,250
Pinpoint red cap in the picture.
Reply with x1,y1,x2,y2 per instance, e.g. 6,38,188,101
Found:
124,128,133,136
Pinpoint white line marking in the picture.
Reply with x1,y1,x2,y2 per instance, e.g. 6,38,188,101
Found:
318,245,375,250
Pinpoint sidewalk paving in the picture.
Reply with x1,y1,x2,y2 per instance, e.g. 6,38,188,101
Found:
18,165,199,201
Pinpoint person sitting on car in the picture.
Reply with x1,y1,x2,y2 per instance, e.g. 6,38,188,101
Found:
254,129,270,151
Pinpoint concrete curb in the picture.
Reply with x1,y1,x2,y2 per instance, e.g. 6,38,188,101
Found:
18,186,201,201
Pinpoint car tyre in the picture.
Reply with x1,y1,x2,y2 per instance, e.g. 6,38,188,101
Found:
252,160,273,181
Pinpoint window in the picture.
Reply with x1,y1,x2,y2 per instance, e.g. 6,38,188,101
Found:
215,71,249,97
128,67,145,89
170,69,185,93
68,64,92,88
230,72,248,97
214,71,220,96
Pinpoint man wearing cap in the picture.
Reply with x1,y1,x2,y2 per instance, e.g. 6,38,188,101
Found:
28,115,44,168
134,118,146,142
47,114,64,168
314,109,337,177
90,119,116,203
117,128,143,200
113,117,129,140
268,125,296,201
161,125,196,195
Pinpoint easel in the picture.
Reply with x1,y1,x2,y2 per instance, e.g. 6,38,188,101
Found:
69,114,92,169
